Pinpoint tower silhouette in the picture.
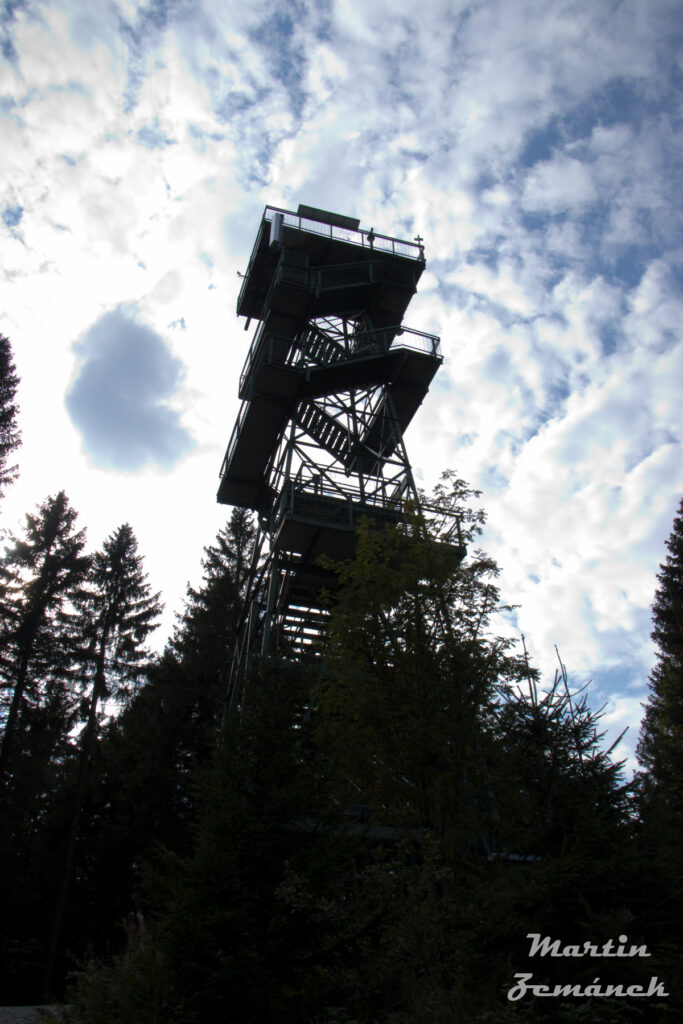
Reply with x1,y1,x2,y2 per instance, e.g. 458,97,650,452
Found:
218,204,458,713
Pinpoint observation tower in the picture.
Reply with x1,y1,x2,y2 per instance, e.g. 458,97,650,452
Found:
218,204,460,713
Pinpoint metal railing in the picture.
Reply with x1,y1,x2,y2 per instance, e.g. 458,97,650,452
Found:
276,470,406,519
237,321,442,400
239,319,269,395
264,205,425,261
220,399,248,478
237,204,426,316
352,324,441,358
273,472,466,548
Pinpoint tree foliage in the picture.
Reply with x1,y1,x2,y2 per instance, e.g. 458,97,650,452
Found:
60,476,665,1022
98,507,256,854
314,474,529,846
43,523,163,998
631,498,683,1009
0,333,21,500
39,509,258,998
71,522,162,704
0,491,89,788
3,480,680,1017
0,494,90,1001
636,496,683,810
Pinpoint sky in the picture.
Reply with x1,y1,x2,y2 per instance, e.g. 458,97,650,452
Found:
1,0,681,771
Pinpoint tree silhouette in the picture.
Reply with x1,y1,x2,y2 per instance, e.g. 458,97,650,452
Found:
632,498,683,1007
0,492,89,1001
314,474,529,849
43,523,162,998
0,491,89,787
0,333,21,501
57,483,673,1021
637,497,683,810
61,509,257,965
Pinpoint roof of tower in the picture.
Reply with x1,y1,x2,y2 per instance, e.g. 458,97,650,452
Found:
296,204,360,231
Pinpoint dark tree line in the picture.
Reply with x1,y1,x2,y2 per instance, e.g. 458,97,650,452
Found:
0,499,252,1000
0,490,164,999
0,332,681,1020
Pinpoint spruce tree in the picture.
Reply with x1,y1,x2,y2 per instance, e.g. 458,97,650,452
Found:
114,505,256,836
636,496,683,809
0,491,89,786
69,508,257,957
43,523,162,997
43,511,254,995
0,492,89,1002
0,333,21,501
633,498,683,1008
168,505,255,708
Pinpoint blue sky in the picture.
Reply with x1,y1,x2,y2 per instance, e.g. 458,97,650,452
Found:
1,0,682,769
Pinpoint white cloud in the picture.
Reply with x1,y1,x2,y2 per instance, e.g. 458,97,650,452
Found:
522,154,597,212
448,262,535,318
624,258,683,350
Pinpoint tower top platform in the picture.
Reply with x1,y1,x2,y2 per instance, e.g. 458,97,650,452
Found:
236,204,426,322
296,204,360,231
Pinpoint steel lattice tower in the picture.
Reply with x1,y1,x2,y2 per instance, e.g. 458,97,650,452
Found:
218,204,456,714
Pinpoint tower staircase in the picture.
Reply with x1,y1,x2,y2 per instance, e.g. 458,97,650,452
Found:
218,204,461,714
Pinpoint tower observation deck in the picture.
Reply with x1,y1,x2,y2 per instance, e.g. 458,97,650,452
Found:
219,204,464,714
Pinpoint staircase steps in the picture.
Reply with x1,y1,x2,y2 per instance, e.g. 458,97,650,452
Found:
279,602,330,654
302,326,347,366
296,401,350,461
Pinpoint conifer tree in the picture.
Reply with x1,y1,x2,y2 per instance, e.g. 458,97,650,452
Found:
69,508,257,951
118,505,256,815
0,491,89,786
0,492,89,1002
43,523,161,997
43,512,254,995
0,333,21,501
637,496,683,810
633,499,683,1006
168,505,255,705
